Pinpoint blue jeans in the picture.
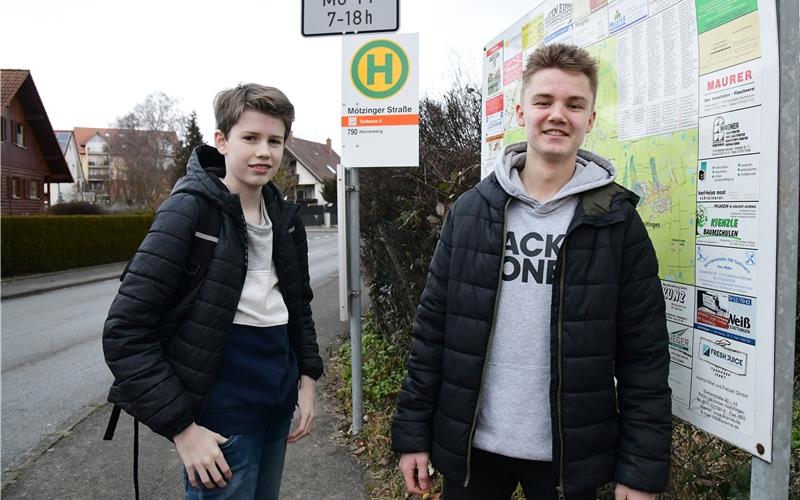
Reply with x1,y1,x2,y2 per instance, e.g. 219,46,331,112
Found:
184,410,293,499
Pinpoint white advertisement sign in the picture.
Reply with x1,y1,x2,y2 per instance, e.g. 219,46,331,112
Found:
696,288,757,346
696,245,758,297
697,155,759,202
663,281,695,326
690,334,756,436
696,202,758,249
699,60,761,116
699,106,761,159
341,33,419,168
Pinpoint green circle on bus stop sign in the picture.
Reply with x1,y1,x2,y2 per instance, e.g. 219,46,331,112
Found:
351,39,409,99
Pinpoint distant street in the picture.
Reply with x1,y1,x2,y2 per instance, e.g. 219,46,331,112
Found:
1,231,338,472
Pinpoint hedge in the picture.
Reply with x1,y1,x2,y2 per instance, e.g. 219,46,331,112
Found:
1,215,153,276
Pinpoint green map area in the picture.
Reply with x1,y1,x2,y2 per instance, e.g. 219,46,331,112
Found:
583,38,697,284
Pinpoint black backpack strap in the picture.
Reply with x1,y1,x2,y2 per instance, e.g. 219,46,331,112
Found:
194,195,222,239
103,406,139,499
174,196,222,299
133,418,140,500
103,404,122,440
118,195,221,285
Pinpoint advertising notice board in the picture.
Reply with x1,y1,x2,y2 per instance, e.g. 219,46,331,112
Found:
341,33,419,168
481,0,779,460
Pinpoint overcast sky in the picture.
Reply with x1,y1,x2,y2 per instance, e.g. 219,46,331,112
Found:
3,0,540,153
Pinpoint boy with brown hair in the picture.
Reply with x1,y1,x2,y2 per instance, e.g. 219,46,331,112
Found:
392,43,671,499
104,83,323,499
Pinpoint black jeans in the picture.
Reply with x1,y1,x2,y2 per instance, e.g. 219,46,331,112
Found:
443,448,596,500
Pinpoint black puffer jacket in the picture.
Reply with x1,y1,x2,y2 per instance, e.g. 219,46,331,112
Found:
392,173,671,496
103,145,323,439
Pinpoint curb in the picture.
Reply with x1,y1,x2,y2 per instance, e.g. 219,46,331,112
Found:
1,274,122,300
1,263,127,301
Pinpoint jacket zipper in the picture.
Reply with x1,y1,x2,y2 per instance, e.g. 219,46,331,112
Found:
464,197,511,487
555,239,568,500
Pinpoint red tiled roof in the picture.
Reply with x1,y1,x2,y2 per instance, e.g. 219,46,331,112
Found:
285,136,339,182
1,69,30,107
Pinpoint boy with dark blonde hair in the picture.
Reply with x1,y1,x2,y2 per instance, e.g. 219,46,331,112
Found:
392,43,671,499
104,83,322,500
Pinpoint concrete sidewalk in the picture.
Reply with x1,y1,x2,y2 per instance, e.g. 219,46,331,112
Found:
1,259,366,499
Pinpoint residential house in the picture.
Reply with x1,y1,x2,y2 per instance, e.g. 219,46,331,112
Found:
283,136,338,204
72,127,178,202
51,130,90,204
1,69,73,215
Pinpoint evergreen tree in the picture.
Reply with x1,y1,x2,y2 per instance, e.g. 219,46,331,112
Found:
272,156,298,199
172,110,205,185
321,177,337,205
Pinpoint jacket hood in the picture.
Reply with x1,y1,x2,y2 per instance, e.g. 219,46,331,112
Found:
172,144,285,215
493,142,617,214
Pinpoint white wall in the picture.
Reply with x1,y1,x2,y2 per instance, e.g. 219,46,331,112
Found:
296,162,324,202
50,136,87,205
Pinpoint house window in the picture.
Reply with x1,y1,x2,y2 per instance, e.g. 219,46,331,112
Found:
1,117,6,142
13,122,25,147
9,177,22,199
29,179,40,200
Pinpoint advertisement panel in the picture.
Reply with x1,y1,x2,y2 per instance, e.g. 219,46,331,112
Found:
481,0,778,459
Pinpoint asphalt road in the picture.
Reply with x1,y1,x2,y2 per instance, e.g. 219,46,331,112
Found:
0,231,339,472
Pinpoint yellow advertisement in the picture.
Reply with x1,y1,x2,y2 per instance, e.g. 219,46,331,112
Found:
699,11,761,75
522,15,544,49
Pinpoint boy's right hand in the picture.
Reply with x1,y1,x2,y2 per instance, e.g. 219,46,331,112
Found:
174,423,233,489
399,452,431,494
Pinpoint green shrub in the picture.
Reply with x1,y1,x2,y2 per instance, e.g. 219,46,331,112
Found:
48,201,105,215
1,214,153,276
329,312,426,499
337,311,408,414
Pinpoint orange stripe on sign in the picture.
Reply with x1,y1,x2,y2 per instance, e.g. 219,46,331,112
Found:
341,114,420,127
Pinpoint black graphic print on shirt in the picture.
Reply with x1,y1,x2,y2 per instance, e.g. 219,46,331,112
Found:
502,231,565,284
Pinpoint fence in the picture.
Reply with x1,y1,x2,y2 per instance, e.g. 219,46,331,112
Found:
299,204,337,227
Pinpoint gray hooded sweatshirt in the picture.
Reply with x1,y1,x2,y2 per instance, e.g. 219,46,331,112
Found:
472,142,617,461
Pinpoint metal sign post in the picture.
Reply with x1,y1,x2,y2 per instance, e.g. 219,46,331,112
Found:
749,0,799,497
345,167,364,434
340,33,419,435
337,164,365,433
337,164,349,322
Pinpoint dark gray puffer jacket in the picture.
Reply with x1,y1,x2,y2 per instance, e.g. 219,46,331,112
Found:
103,145,323,439
391,172,671,496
